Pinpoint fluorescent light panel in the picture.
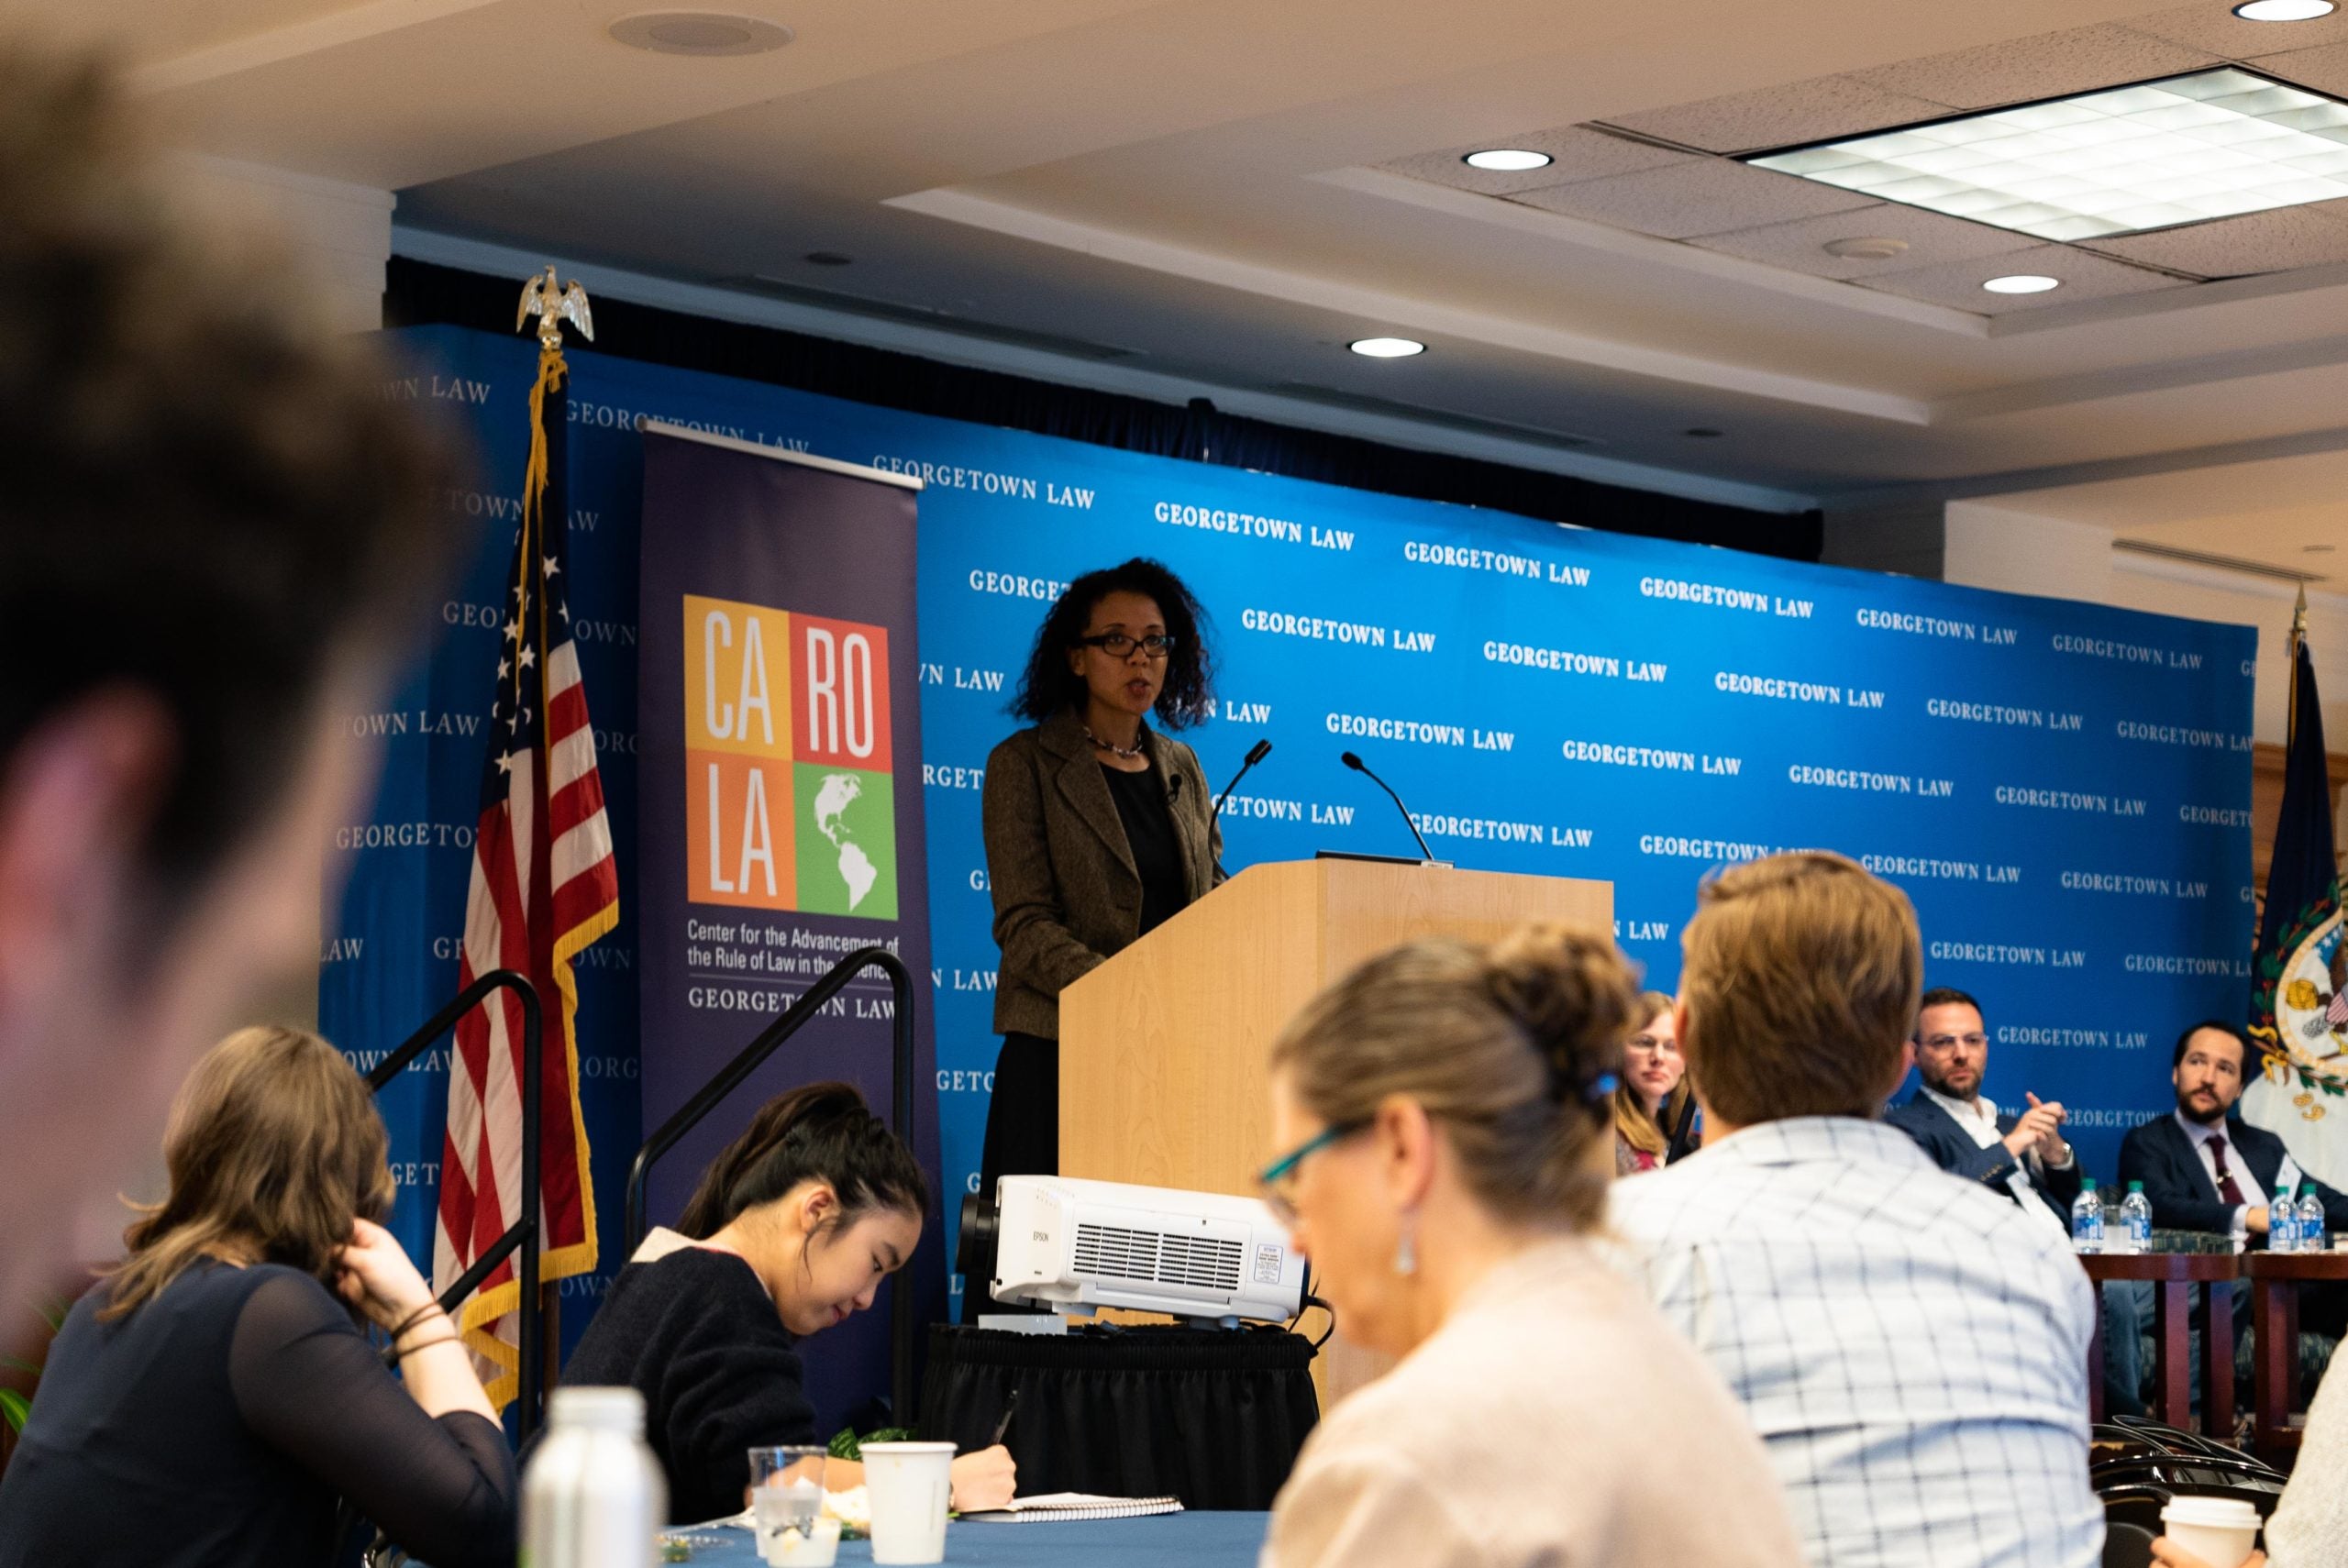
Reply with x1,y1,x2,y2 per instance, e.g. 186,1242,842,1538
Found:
1748,68,2348,241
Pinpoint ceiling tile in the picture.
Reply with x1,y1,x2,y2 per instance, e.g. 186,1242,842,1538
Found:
1850,22,2219,112
1374,126,1694,195
2079,204,2348,276
1853,244,2195,314
1688,202,2041,279
1506,158,1878,240
2124,5,2348,58
2250,39,2348,95
1602,75,1956,156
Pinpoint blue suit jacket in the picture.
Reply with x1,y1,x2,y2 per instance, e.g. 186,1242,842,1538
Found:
1884,1090,2083,1222
2115,1112,2348,1237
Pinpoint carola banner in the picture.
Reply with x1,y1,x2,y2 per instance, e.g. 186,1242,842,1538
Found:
635,428,936,1423
330,325,2257,1401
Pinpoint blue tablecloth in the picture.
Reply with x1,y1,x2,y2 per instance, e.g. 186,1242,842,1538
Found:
664,1511,1269,1568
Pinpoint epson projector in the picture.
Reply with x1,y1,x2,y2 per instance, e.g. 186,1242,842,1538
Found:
959,1176,1306,1324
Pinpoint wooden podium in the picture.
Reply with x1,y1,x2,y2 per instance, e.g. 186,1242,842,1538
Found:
1058,857,1612,1406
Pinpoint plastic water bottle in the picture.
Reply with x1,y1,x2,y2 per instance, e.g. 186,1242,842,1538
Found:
2121,1181,2154,1255
2271,1183,2300,1254
523,1386,666,1568
2071,1177,2104,1253
2301,1185,2328,1253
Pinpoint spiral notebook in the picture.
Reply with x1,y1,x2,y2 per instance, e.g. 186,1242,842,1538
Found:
963,1492,1183,1523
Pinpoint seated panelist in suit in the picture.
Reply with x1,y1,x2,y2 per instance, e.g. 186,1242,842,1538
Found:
977,559,1224,1204
1885,987,2081,1228
2119,1021,2348,1245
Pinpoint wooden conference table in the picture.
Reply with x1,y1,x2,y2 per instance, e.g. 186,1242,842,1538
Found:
2081,1249,2348,1461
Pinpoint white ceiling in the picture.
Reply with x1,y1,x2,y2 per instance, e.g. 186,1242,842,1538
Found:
22,0,2348,565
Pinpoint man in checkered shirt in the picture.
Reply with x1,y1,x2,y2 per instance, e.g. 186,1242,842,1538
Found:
1611,852,2101,1568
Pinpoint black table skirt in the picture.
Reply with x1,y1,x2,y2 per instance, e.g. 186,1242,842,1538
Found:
916,1323,1320,1510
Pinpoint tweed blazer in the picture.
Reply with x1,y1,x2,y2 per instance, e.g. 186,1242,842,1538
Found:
980,707,1223,1038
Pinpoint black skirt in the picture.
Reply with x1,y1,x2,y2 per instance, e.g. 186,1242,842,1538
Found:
969,1032,1058,1321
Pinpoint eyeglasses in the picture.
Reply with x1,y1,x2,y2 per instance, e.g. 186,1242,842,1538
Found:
1257,1120,1368,1227
1076,632,1178,659
1919,1032,1988,1053
1624,1033,1680,1056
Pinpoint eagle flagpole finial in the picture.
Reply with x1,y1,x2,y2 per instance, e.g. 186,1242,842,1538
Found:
516,264,594,352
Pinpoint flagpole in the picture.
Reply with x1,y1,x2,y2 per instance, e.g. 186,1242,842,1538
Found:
2291,581,2309,744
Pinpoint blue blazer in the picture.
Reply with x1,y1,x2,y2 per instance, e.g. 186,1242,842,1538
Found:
1884,1091,2082,1222
2115,1112,2348,1237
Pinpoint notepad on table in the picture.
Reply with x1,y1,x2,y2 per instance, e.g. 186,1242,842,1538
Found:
962,1492,1182,1523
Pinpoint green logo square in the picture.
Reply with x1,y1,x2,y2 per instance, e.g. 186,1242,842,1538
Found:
793,763,897,920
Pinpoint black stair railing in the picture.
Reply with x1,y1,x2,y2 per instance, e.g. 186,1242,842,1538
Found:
365,968,546,1443
624,946,918,1420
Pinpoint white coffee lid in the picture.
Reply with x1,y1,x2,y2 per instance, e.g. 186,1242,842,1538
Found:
858,1441,958,1453
2161,1496,2261,1529
548,1385,647,1433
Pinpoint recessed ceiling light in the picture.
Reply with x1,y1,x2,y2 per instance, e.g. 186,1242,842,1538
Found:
2235,0,2335,19
1822,237,1911,259
1749,67,2348,241
607,11,793,55
1982,274,2063,293
1463,149,1554,171
1348,337,1426,358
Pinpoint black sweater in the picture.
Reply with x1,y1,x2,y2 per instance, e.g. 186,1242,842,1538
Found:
0,1262,515,1568
559,1244,817,1524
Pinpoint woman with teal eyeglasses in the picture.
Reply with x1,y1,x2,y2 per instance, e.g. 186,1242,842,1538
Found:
1255,924,1801,1568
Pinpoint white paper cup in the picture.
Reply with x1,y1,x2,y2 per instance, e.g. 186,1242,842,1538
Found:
860,1442,957,1565
2161,1496,2261,1568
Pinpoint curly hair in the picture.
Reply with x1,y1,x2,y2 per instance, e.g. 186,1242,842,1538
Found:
1009,558,1215,729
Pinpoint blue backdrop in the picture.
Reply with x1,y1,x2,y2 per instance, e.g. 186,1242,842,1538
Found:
327,324,2258,1363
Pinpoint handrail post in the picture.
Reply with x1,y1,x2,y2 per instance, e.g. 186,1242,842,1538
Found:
366,969,547,1444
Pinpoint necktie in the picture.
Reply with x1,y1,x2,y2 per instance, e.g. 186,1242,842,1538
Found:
2208,1133,2247,1206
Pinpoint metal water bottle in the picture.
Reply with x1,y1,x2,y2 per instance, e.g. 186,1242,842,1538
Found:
522,1386,666,1568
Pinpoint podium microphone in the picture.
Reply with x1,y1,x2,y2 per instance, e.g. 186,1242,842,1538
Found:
1341,750,1435,863
1213,738,1273,831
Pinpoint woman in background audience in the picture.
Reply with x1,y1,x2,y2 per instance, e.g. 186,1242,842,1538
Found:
0,1027,515,1568
1257,925,1800,1568
2151,1351,2348,1567
1612,990,1688,1174
561,1082,1014,1523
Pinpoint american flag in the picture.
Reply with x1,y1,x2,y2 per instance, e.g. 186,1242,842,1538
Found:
435,348,616,1405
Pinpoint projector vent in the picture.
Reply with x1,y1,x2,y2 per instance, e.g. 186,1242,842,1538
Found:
1072,1224,1244,1292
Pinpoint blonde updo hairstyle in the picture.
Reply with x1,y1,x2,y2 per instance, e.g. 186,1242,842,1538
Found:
1268,923,1641,1231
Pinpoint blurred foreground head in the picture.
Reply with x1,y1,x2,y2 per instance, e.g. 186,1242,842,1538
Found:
0,49,461,1313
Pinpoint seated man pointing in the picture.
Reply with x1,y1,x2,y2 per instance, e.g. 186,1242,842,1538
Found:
1885,987,2080,1231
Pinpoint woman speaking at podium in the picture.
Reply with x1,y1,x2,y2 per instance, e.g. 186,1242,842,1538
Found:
978,558,1224,1205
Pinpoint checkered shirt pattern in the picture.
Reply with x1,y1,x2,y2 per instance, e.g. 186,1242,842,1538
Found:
1609,1116,2102,1568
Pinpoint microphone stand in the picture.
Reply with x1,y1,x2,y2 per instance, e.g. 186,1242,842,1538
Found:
1341,750,1435,862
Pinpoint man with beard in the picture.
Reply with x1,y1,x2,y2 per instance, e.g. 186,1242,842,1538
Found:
2120,1021,2348,1245
1888,988,2145,1413
1887,987,2081,1232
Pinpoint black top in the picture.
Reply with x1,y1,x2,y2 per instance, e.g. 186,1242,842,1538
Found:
0,1262,515,1568
1099,763,1184,937
558,1244,815,1524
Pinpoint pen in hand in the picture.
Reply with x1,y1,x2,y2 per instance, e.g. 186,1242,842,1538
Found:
990,1389,1020,1448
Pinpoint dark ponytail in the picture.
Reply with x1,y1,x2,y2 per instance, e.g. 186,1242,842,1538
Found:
676,1082,928,1241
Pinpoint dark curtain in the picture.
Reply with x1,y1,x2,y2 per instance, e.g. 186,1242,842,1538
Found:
385,259,1821,561
915,1324,1319,1509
